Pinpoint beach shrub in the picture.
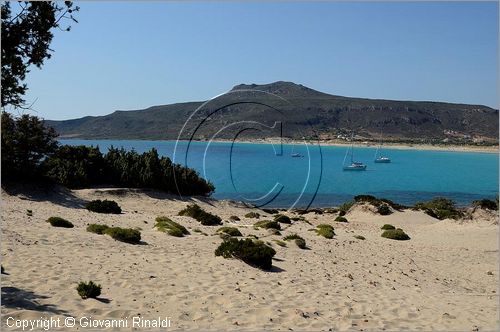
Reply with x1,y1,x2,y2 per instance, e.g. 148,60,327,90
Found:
381,228,410,241
354,195,406,211
86,224,109,235
1,112,59,182
229,215,240,221
215,238,276,270
104,227,141,244
354,235,366,240
43,145,214,195
315,224,335,239
245,212,260,219
381,224,395,230
338,201,354,213
85,199,122,214
273,214,291,224
178,204,222,226
254,220,281,230
283,234,307,249
377,204,392,215
76,281,102,299
262,208,279,214
46,216,74,228
217,226,243,237
155,217,189,237
414,197,463,220
473,199,498,211
335,216,348,223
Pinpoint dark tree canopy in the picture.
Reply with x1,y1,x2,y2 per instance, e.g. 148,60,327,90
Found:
1,112,59,180
1,1,79,108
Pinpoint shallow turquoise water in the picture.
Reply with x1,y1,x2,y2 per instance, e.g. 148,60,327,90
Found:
60,139,499,208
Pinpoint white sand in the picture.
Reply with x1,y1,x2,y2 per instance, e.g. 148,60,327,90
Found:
1,188,498,331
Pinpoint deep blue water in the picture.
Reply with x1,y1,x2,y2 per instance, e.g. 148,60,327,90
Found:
60,139,499,208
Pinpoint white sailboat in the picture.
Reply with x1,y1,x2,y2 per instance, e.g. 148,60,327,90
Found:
343,134,367,171
374,134,391,163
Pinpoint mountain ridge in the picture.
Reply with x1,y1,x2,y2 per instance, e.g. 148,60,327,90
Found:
46,81,499,143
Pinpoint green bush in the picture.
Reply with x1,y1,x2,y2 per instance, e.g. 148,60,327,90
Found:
86,224,109,235
217,226,243,237
354,195,406,211
104,227,141,244
414,198,463,220
229,215,240,221
294,238,307,249
338,201,354,213
43,145,215,195
354,235,366,240
215,238,276,270
254,220,281,230
245,212,260,219
155,217,189,237
473,199,498,211
283,234,307,249
178,204,222,226
381,229,410,241
46,216,74,228
316,224,335,239
76,281,102,299
262,208,279,214
377,204,392,215
273,214,291,224
381,224,395,230
335,216,348,223
85,200,122,214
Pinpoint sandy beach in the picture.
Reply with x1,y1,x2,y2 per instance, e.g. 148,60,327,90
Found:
1,187,498,331
192,138,499,154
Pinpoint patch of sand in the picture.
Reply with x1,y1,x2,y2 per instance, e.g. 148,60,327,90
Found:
1,189,498,331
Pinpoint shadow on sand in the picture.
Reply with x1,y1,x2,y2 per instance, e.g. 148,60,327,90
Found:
2,182,87,209
1,286,69,315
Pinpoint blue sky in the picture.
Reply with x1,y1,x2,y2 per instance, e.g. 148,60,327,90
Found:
21,2,499,120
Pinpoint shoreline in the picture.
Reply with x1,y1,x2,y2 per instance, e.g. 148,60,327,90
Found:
59,137,499,154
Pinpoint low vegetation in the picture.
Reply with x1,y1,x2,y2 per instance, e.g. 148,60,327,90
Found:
473,199,498,211
335,216,348,223
229,215,240,221
43,145,214,195
76,281,102,299
354,195,406,211
377,205,392,215
354,235,366,240
254,220,281,230
381,228,410,241
315,224,335,239
217,226,243,237
338,201,354,214
381,224,395,230
273,214,291,224
262,208,279,214
215,238,276,270
414,197,463,220
86,224,110,235
105,227,141,244
85,199,122,214
46,216,74,228
155,217,189,237
178,204,222,226
244,212,260,219
283,234,307,249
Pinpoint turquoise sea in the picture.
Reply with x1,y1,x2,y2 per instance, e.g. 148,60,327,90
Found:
60,139,499,208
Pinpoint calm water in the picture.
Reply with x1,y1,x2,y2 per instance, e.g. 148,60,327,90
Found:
60,139,499,208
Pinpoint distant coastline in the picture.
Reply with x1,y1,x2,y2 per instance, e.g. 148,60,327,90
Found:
59,137,499,154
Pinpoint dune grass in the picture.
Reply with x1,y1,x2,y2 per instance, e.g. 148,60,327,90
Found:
155,216,189,237
47,216,74,228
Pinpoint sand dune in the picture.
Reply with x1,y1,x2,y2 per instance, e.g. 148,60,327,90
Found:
1,188,498,331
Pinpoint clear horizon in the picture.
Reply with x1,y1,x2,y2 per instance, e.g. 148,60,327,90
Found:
13,2,499,120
